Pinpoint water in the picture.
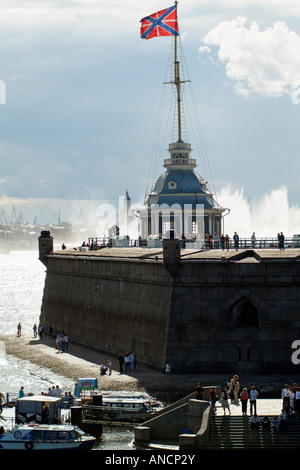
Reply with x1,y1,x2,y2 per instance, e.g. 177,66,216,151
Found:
0,250,62,395
0,250,135,450
219,184,300,237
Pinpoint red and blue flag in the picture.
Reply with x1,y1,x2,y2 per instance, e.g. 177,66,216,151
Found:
140,5,179,40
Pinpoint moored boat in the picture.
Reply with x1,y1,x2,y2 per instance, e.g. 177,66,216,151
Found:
0,423,96,450
81,391,163,423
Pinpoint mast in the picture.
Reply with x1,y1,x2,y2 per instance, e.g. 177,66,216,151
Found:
174,32,182,141
165,2,190,142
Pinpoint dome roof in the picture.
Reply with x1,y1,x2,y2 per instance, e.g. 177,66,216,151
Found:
147,168,224,211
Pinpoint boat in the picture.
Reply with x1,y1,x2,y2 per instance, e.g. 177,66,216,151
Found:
81,391,163,423
0,423,96,450
15,395,62,424
74,381,163,423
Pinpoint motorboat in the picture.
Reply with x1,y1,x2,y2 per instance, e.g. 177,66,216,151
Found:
81,391,163,422
75,379,163,422
0,423,96,450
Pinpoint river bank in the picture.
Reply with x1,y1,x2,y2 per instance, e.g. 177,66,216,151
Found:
0,334,298,401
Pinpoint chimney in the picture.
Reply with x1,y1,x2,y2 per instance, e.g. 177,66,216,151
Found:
162,229,181,273
38,230,53,266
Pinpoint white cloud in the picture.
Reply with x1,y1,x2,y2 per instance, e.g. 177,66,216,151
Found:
199,16,300,97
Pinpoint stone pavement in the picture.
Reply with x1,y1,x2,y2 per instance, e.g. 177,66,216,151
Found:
215,398,283,417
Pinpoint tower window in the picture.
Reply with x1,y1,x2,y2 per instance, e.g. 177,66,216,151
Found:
168,181,178,189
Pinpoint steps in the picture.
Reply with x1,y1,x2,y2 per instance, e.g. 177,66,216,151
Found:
205,415,300,449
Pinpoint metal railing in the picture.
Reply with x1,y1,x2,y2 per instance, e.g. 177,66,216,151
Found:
86,237,300,251
0,393,72,426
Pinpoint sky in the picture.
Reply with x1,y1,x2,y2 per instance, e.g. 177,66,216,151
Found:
0,0,300,234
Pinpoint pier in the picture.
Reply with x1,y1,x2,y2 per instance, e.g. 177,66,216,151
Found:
134,389,300,450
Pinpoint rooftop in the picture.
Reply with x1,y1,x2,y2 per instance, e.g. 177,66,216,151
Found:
51,247,300,263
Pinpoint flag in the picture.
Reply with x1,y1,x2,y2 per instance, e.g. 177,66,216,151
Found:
140,4,179,40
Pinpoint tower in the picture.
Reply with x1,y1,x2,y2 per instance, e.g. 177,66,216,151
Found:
138,5,228,242
38,230,53,266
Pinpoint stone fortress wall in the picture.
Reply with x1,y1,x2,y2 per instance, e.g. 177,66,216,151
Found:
38,232,300,374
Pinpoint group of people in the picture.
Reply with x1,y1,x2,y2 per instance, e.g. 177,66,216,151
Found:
18,323,48,339
105,353,138,375
32,323,49,339
100,360,112,376
208,377,300,434
44,385,63,397
209,375,260,417
17,382,82,402
281,383,300,414
205,231,286,251
98,353,139,376
19,384,64,398
205,232,241,251
249,412,287,432
55,332,69,353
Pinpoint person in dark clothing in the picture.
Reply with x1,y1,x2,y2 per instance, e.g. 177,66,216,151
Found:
195,383,204,400
118,354,124,374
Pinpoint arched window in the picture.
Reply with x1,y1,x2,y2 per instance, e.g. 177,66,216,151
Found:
230,297,260,329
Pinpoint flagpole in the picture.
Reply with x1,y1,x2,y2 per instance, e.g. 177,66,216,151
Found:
174,1,182,142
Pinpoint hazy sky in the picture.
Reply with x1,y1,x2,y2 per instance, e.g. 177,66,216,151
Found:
1,0,300,229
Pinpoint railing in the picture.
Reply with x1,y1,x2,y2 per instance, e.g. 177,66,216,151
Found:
86,237,300,251
199,237,300,250
163,157,196,166
0,393,72,426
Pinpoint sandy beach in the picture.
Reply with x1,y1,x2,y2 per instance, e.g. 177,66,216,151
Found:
0,334,298,401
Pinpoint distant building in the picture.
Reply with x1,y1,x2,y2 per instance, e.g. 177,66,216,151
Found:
138,139,227,240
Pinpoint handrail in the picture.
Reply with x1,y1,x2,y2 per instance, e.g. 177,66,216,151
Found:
87,236,300,250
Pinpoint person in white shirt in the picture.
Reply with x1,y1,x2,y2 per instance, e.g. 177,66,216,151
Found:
250,386,259,416
249,413,260,428
282,385,291,412
124,354,131,373
295,387,300,414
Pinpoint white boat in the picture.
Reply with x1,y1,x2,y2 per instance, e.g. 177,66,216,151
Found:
0,423,96,450
102,392,162,411
81,391,163,422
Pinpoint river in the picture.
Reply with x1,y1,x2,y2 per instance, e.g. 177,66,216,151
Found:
0,249,135,450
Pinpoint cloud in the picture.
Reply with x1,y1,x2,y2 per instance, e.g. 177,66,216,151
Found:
199,17,300,97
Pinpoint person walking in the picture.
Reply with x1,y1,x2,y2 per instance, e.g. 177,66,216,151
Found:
107,359,112,376
250,386,259,416
220,389,231,415
209,387,218,413
165,362,171,378
118,354,124,374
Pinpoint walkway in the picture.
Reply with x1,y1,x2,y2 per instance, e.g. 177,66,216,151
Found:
215,398,283,417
